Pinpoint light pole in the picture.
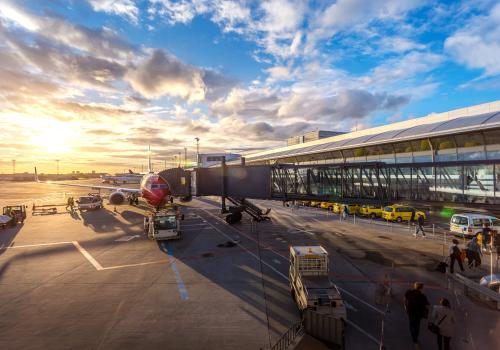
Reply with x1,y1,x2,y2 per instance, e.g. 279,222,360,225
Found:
178,151,181,168
184,147,187,168
195,137,200,167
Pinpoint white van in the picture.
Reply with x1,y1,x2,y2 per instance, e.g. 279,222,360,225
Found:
450,214,499,237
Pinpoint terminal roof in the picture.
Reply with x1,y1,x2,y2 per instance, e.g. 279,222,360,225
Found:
244,101,500,163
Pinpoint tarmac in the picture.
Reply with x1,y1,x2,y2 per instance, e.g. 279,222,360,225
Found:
0,180,498,350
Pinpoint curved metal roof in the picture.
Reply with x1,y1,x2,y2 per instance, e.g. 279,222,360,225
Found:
246,111,500,162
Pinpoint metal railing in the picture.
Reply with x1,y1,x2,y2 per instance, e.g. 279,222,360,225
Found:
270,321,304,350
448,273,500,310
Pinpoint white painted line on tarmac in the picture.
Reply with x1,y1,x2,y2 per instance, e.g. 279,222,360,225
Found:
102,259,169,270
201,210,289,281
344,301,358,312
2,241,73,249
72,241,103,271
181,223,210,228
201,208,387,317
2,240,166,271
344,318,381,346
114,235,140,242
336,286,384,315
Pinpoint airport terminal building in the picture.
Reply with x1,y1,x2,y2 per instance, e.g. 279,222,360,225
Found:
239,101,500,206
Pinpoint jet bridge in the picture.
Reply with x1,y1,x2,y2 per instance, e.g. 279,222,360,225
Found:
158,158,500,223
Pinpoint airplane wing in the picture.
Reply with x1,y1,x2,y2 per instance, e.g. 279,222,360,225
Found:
34,167,141,194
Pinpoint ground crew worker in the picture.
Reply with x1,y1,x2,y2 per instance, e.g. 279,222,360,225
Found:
66,197,74,211
342,205,348,220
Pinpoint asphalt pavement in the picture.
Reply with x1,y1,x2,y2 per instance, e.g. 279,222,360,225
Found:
0,181,498,350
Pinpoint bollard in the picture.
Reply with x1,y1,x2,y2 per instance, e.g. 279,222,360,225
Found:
432,224,435,237
353,213,356,225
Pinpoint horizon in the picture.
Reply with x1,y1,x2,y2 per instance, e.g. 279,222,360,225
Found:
1,0,500,173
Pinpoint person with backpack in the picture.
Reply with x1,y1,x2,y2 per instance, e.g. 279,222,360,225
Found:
449,239,464,273
466,237,482,268
429,298,455,350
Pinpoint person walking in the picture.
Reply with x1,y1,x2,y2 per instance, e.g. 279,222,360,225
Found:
466,237,482,269
449,239,464,273
414,214,426,238
404,282,429,349
429,298,455,350
66,197,74,212
481,223,491,251
342,205,348,220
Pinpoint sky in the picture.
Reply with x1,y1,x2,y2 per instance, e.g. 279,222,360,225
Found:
0,0,499,174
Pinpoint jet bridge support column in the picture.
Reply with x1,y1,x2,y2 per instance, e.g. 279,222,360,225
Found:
221,156,228,214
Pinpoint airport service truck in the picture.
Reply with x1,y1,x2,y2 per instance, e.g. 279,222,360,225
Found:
144,207,183,241
289,246,346,345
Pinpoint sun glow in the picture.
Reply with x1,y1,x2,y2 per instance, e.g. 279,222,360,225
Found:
30,121,80,154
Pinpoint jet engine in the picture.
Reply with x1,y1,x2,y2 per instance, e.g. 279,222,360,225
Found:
109,191,126,205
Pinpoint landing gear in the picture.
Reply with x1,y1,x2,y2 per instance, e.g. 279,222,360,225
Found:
128,195,139,205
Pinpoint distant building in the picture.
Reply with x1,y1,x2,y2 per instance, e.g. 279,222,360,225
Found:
287,130,345,146
197,153,240,168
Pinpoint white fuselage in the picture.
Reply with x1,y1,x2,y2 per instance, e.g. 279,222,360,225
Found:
101,173,142,184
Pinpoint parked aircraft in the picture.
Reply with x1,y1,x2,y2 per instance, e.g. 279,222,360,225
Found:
101,170,143,184
35,150,171,209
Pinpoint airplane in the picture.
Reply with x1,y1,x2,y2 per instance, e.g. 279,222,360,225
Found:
101,170,143,184
35,149,171,209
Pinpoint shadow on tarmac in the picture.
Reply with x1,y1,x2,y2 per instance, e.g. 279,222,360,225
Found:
0,223,24,256
79,208,143,234
153,212,301,342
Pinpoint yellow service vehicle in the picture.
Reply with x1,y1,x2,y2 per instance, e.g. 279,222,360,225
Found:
320,202,335,210
332,203,342,214
333,203,359,214
359,205,383,219
382,205,426,222
310,201,322,207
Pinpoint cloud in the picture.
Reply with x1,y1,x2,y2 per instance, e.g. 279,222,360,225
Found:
306,0,424,55
370,51,443,84
86,129,118,136
125,49,206,101
445,3,500,76
210,87,281,119
0,1,134,61
88,0,139,24
125,136,182,147
278,89,409,121
1,30,127,90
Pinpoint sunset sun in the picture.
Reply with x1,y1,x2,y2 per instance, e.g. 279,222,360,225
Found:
30,123,78,154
